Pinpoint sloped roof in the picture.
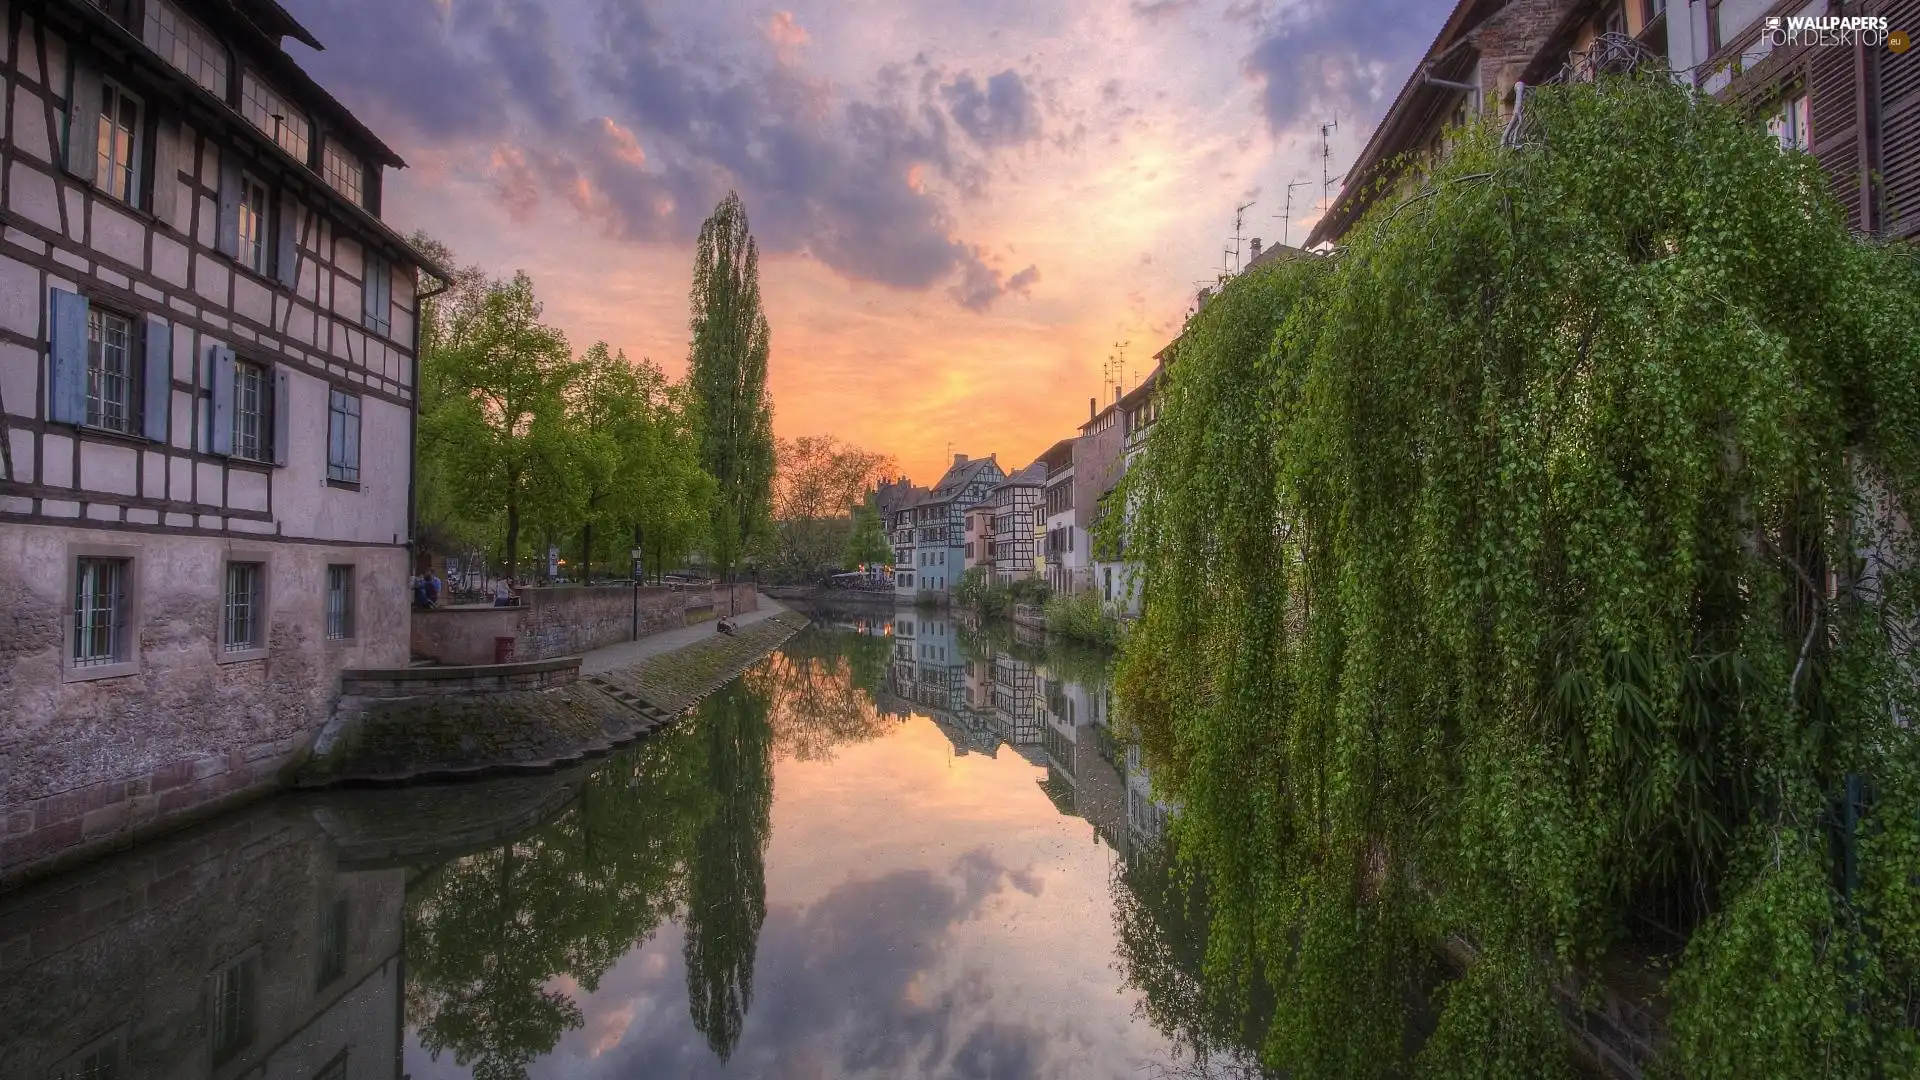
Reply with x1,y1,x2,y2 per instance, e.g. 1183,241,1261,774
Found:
1118,365,1162,414
932,455,1004,498
991,462,1049,493
1037,437,1076,473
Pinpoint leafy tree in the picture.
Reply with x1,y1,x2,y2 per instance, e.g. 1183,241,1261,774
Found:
773,435,895,578
841,499,893,572
688,192,776,577
1115,74,1920,1079
418,271,576,581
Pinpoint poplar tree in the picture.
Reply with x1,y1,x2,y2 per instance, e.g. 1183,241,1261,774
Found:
687,192,776,576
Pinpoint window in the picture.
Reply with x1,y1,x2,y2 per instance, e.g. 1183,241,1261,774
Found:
316,898,349,988
237,173,268,274
1769,91,1810,153
325,565,355,640
363,256,391,336
143,0,227,97
232,360,270,462
73,558,130,667
95,81,142,203
323,139,363,206
85,308,137,433
223,562,264,652
327,390,361,482
241,72,310,163
209,956,257,1066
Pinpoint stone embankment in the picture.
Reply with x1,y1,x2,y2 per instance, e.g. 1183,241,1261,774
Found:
299,612,807,786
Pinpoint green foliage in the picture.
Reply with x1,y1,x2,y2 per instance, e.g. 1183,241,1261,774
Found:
1044,590,1120,647
688,192,777,576
414,239,715,582
953,566,1010,617
842,499,894,571
1114,75,1920,1079
773,436,895,580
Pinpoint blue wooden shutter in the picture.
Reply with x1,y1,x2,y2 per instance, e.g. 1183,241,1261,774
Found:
343,394,360,477
64,59,100,182
47,289,88,425
216,156,241,258
142,314,171,442
271,367,291,466
209,346,235,455
275,194,300,288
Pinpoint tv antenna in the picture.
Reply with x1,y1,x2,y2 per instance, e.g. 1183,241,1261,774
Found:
1276,179,1311,248
1230,200,1255,271
1319,118,1340,211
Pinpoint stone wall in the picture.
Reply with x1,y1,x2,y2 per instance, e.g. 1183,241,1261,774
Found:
412,584,763,665
0,523,409,884
0,801,404,1076
342,656,581,698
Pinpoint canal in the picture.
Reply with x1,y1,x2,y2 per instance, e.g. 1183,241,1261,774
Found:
0,605,1260,1079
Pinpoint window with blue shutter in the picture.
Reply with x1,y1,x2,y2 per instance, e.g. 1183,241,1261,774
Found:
363,256,390,337
327,389,361,483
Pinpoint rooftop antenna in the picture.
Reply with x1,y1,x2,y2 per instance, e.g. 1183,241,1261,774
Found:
1319,118,1340,211
1230,201,1255,271
1115,340,1131,390
1277,179,1311,248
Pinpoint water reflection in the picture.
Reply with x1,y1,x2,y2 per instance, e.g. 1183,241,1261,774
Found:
0,605,1251,1080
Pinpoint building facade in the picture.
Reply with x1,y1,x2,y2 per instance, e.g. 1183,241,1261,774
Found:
893,453,1002,602
0,0,433,879
987,462,1044,583
963,504,993,574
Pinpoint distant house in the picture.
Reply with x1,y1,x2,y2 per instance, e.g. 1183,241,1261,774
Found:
894,453,1003,601
1038,436,1079,593
964,504,994,574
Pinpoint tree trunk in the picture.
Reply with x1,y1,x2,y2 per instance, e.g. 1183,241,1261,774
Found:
583,518,594,584
505,488,521,583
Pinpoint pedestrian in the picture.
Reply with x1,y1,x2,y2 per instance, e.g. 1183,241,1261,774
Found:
493,578,517,607
412,573,432,610
425,569,443,608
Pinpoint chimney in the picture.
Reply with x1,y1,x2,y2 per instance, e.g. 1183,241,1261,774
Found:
1089,397,1096,421
1250,238,1262,259
954,453,966,467
1114,385,1123,406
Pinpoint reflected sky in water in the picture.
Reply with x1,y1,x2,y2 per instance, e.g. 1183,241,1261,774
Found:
0,606,1250,1080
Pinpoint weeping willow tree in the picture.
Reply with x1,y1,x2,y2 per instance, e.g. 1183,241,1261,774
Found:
1116,73,1920,1080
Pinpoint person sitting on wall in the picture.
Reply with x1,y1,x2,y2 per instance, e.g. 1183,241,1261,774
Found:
493,578,518,607
425,570,443,608
413,574,432,610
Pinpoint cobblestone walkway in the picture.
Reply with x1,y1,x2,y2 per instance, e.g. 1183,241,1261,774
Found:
580,595,791,675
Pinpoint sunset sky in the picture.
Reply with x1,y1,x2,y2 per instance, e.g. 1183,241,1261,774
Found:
283,0,1449,483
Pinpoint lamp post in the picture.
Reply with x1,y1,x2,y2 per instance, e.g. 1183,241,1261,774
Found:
629,524,644,641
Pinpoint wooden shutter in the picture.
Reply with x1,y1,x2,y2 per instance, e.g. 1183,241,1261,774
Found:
1877,0,1920,238
150,117,179,224
275,194,301,288
47,289,88,424
216,155,242,258
64,58,100,182
1808,39,1867,230
209,346,235,455
271,367,290,466
142,314,171,442
343,394,360,475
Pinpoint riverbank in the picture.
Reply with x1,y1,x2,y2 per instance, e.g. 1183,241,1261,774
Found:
299,602,807,786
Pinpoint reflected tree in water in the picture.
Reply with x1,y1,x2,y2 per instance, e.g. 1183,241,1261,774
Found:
682,675,777,1060
405,722,708,1080
1112,841,1275,1079
753,626,897,762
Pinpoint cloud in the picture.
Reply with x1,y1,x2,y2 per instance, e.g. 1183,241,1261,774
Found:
287,0,1043,313
579,852,1056,1077
940,70,1041,149
949,250,1040,312
1130,0,1200,22
1239,0,1445,134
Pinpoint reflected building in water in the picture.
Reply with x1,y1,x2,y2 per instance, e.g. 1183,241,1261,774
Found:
0,803,407,1080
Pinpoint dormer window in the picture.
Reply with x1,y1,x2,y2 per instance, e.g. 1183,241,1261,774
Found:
144,0,228,98
242,72,310,164
323,139,364,207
